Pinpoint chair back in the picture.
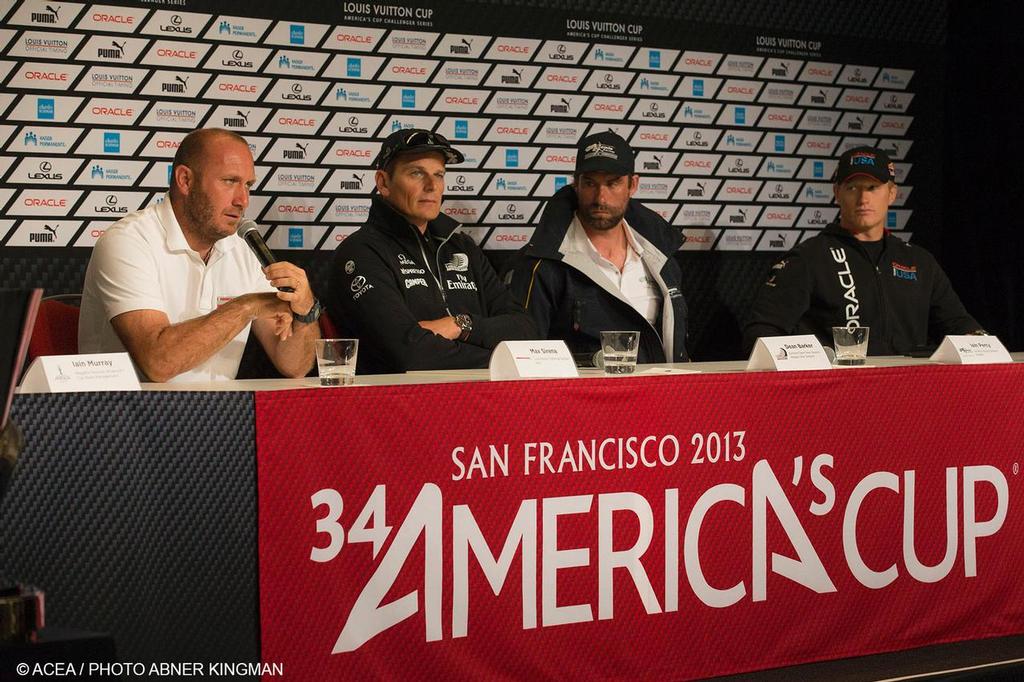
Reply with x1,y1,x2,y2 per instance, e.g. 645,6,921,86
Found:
27,296,81,363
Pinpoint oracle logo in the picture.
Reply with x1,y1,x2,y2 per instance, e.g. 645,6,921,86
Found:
497,44,530,54
685,57,713,67
92,13,134,24
807,68,832,76
767,113,793,122
594,103,623,112
277,205,315,213
92,106,134,116
639,133,668,141
336,34,372,43
767,212,793,220
689,235,712,243
91,229,106,238
726,186,752,194
392,66,426,75
445,208,477,216
156,48,197,59
727,86,753,94
26,71,68,81
880,120,905,129
545,155,574,163
546,74,577,83
495,233,527,242
335,149,371,157
219,83,257,93
684,160,712,168
24,198,67,207
495,127,529,135
806,141,830,149
278,117,315,127
845,95,870,104
155,140,181,149
444,96,478,105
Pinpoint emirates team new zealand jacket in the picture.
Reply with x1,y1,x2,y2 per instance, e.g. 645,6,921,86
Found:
327,196,536,374
743,222,982,355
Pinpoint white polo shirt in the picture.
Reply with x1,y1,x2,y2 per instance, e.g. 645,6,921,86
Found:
569,216,661,325
79,194,274,382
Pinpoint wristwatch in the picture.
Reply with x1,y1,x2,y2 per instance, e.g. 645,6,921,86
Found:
293,298,322,325
454,313,473,341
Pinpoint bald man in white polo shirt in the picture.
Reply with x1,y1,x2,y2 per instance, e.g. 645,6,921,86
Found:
79,128,320,382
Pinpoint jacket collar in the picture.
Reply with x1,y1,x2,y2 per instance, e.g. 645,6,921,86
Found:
368,194,460,242
526,185,683,259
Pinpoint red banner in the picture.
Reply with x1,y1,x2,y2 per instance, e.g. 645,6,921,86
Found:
256,364,1024,680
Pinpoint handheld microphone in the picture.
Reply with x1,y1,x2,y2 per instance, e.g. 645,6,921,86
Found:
236,219,294,293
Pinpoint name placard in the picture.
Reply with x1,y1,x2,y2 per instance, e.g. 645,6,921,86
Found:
746,335,833,371
19,353,141,393
929,335,1013,365
489,340,578,380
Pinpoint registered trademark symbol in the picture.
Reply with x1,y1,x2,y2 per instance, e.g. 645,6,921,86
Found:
1014,463,1019,476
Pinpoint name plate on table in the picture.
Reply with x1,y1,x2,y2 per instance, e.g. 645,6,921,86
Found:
19,353,141,393
746,335,832,371
489,340,578,380
930,335,1013,364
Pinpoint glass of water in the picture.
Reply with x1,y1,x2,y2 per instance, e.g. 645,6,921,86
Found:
831,326,869,366
315,339,358,386
600,331,640,375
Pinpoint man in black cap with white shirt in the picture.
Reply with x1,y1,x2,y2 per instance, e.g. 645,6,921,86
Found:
506,130,690,365
327,128,535,374
744,145,984,355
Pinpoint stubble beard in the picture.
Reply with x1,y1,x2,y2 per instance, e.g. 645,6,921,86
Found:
578,205,625,232
182,183,226,244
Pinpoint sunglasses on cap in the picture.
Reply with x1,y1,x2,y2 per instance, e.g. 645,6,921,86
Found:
373,130,465,170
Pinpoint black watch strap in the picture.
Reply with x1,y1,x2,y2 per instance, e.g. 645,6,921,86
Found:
293,298,322,325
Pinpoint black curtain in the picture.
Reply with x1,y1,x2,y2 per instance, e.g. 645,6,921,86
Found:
942,2,1023,350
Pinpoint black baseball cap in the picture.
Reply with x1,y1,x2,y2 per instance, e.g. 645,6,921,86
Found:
832,146,896,184
372,128,464,170
575,131,635,176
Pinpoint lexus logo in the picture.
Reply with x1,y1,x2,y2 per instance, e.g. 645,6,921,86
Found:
232,49,244,60
170,14,182,25
292,83,303,93
39,161,52,172
105,195,118,205
348,115,358,126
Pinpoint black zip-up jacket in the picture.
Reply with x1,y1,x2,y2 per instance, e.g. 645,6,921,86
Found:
743,222,982,355
505,185,689,365
327,196,536,374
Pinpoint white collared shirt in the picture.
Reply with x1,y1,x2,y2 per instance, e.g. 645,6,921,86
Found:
569,215,661,325
79,194,275,382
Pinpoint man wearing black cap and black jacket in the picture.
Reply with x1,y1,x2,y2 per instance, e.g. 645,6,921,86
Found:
327,128,536,374
744,146,984,356
506,131,690,365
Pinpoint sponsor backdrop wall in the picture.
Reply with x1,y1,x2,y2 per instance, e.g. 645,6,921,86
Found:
0,0,948,357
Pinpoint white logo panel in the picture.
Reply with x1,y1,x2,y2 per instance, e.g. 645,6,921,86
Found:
263,196,330,222
139,102,211,130
6,220,82,247
140,11,211,38
433,34,489,59
203,15,272,43
7,62,84,90
140,40,210,69
75,191,149,217
76,35,150,63
8,1,84,28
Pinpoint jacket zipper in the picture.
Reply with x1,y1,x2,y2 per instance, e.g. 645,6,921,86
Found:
412,224,456,316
